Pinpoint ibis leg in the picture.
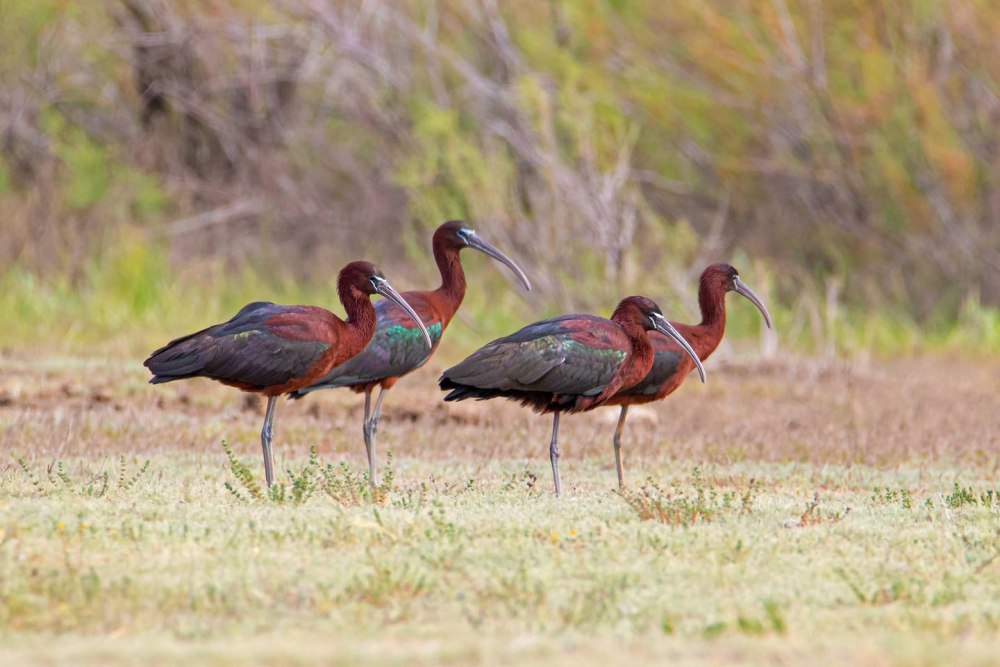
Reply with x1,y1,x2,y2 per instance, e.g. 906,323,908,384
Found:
549,412,562,497
368,387,387,487
362,388,374,488
613,406,629,491
260,396,277,488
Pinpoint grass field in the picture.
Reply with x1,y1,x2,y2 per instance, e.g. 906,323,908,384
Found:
2,351,999,666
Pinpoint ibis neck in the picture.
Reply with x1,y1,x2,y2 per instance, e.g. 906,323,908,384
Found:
621,319,656,379
432,244,467,316
597,317,655,403
339,288,378,349
686,285,728,360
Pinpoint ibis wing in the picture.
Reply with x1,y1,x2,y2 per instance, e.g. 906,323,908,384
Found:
291,297,443,393
145,303,329,388
200,330,328,388
442,315,628,396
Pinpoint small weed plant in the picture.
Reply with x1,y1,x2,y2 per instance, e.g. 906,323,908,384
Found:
500,468,540,495
13,455,150,498
617,468,757,526
871,486,913,509
944,483,1000,509
221,441,395,505
117,455,151,491
788,493,850,527
221,440,265,500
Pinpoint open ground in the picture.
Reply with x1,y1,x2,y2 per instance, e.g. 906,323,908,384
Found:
1,351,999,666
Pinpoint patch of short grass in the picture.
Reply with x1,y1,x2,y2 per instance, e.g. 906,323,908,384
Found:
3,455,1000,665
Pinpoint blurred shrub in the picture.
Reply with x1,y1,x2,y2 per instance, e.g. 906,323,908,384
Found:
0,0,997,353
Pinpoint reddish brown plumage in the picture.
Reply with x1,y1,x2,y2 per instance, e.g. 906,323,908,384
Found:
605,266,731,407
284,220,530,489
221,265,385,396
146,261,387,397
578,297,661,410
217,302,368,397
600,264,771,491
439,296,686,413
290,220,531,399
345,222,470,394
440,295,706,496
144,260,431,488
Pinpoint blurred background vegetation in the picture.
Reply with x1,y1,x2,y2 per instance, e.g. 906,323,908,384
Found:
0,0,997,358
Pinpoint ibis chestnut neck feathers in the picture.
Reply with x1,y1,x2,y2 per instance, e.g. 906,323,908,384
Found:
430,220,531,316
619,295,707,383
336,261,381,347
336,260,432,351
596,295,710,404
686,263,771,362
433,238,468,311
697,265,729,332
595,298,659,404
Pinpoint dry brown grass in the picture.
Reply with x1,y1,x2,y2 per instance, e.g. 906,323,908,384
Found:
1,352,996,473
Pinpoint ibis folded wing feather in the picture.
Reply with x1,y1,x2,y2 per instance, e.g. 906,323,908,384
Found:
441,315,628,397
145,303,329,388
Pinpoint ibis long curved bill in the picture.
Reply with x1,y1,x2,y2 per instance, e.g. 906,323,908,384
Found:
733,276,772,329
465,231,532,292
370,276,433,349
649,313,706,383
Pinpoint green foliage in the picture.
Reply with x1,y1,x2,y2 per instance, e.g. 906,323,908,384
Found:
395,101,484,225
871,487,914,510
1,0,998,358
0,0,67,68
116,455,151,491
124,170,171,217
11,455,150,499
0,229,995,358
949,296,1000,351
944,484,1000,510
39,108,111,210
0,234,336,356
285,446,322,504
221,439,264,501
0,160,10,195
221,442,396,506
712,600,789,637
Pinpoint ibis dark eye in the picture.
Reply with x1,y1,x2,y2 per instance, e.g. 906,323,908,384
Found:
457,228,474,244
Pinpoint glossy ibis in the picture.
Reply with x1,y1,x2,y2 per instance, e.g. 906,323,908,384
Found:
144,261,431,488
289,221,531,486
439,296,705,496
606,264,772,489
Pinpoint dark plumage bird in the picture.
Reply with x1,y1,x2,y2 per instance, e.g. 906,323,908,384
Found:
439,296,705,495
289,221,531,486
605,264,772,489
144,261,430,487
